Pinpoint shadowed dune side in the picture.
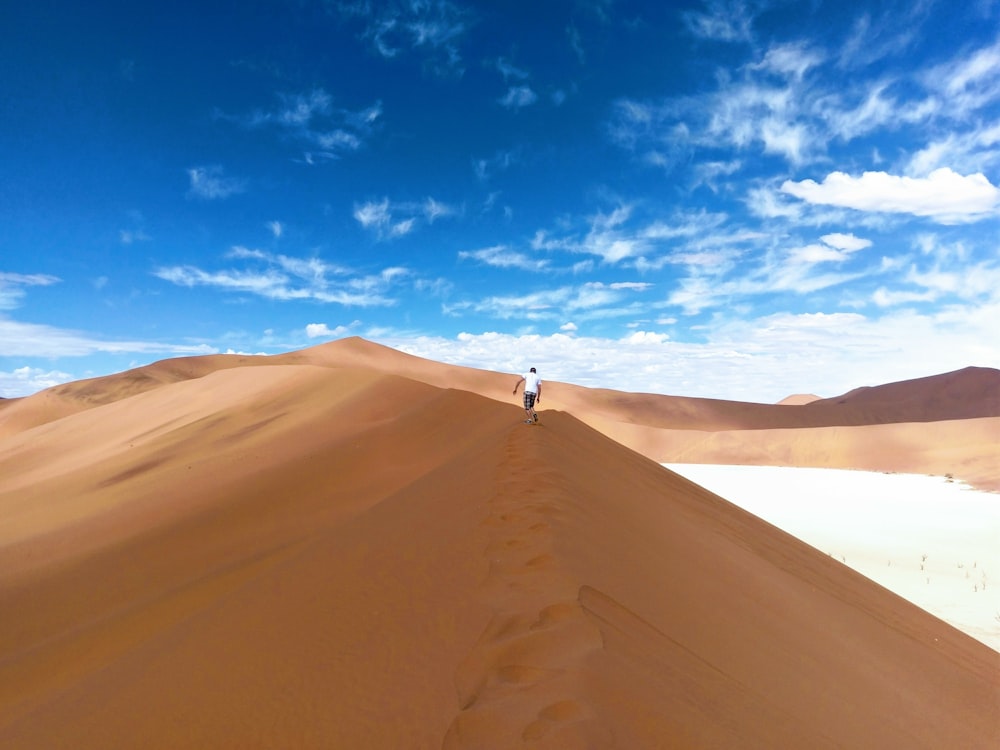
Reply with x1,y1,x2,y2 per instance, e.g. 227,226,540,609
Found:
543,366,1000,430
1,368,997,748
0,339,514,440
809,365,1000,421
286,339,1000,488
0,389,93,441
0,366,516,747
0,353,269,439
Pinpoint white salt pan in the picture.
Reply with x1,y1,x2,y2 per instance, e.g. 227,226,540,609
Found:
665,464,1000,652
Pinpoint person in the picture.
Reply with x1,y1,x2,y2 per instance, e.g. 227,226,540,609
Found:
512,367,542,424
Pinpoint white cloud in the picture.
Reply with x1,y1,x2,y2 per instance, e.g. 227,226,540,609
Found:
496,57,529,81
447,281,646,321
353,198,391,229
817,80,899,142
0,273,60,310
0,317,215,358
788,243,850,264
531,204,657,265
691,159,742,191
745,185,805,220
473,149,517,181
274,89,331,126
610,29,1000,174
907,123,1000,176
119,229,151,244
338,0,469,73
267,221,283,238
836,3,930,70
305,322,355,338
354,197,456,239
781,168,1000,224
499,86,538,110
820,233,872,252
625,330,670,344
186,166,246,200
759,118,811,163
682,0,755,43
314,129,361,151
155,248,405,307
231,89,381,163
458,245,549,271
871,287,936,307
924,37,1000,117
0,365,75,398
423,197,455,222
749,42,824,81
379,301,1000,403
389,217,415,237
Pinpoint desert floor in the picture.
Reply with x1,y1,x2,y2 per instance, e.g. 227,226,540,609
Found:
666,464,1000,652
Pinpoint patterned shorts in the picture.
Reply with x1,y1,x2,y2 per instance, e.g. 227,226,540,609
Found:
523,392,536,410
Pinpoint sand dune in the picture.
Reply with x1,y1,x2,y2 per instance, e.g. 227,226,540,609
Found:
1,340,998,747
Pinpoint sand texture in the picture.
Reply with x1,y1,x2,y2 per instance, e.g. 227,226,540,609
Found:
1,338,997,747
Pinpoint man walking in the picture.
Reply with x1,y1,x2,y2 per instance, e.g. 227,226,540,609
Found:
512,367,542,424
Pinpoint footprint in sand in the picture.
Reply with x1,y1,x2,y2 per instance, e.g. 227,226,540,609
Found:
522,700,584,739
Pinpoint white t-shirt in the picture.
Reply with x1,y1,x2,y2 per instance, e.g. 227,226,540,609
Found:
523,371,542,394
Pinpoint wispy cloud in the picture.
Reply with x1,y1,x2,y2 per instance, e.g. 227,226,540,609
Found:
445,281,650,321
154,247,406,306
836,1,933,69
609,32,1000,171
458,245,550,271
186,166,246,200
499,85,538,110
530,204,734,268
0,317,215,359
922,37,1000,118
906,123,1000,176
119,229,151,244
336,0,471,74
380,301,1000,402
473,149,518,181
682,0,757,43
495,57,529,81
222,89,382,164
0,272,60,310
353,196,458,239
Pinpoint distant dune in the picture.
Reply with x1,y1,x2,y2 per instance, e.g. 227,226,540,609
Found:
1,338,997,747
777,393,821,405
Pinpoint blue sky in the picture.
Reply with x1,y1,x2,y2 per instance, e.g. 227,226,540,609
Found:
2,0,999,403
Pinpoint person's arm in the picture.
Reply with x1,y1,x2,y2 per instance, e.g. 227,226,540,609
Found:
512,376,524,394
536,381,542,402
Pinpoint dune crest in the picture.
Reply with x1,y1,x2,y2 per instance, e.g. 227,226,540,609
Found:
1,350,999,747
777,393,821,405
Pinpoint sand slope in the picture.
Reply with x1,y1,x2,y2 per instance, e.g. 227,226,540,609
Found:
1,352,998,747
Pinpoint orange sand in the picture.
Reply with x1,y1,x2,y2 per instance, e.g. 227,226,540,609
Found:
0,338,997,747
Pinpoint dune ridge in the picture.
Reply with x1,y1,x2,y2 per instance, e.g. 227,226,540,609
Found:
1,340,998,746
1,337,996,489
